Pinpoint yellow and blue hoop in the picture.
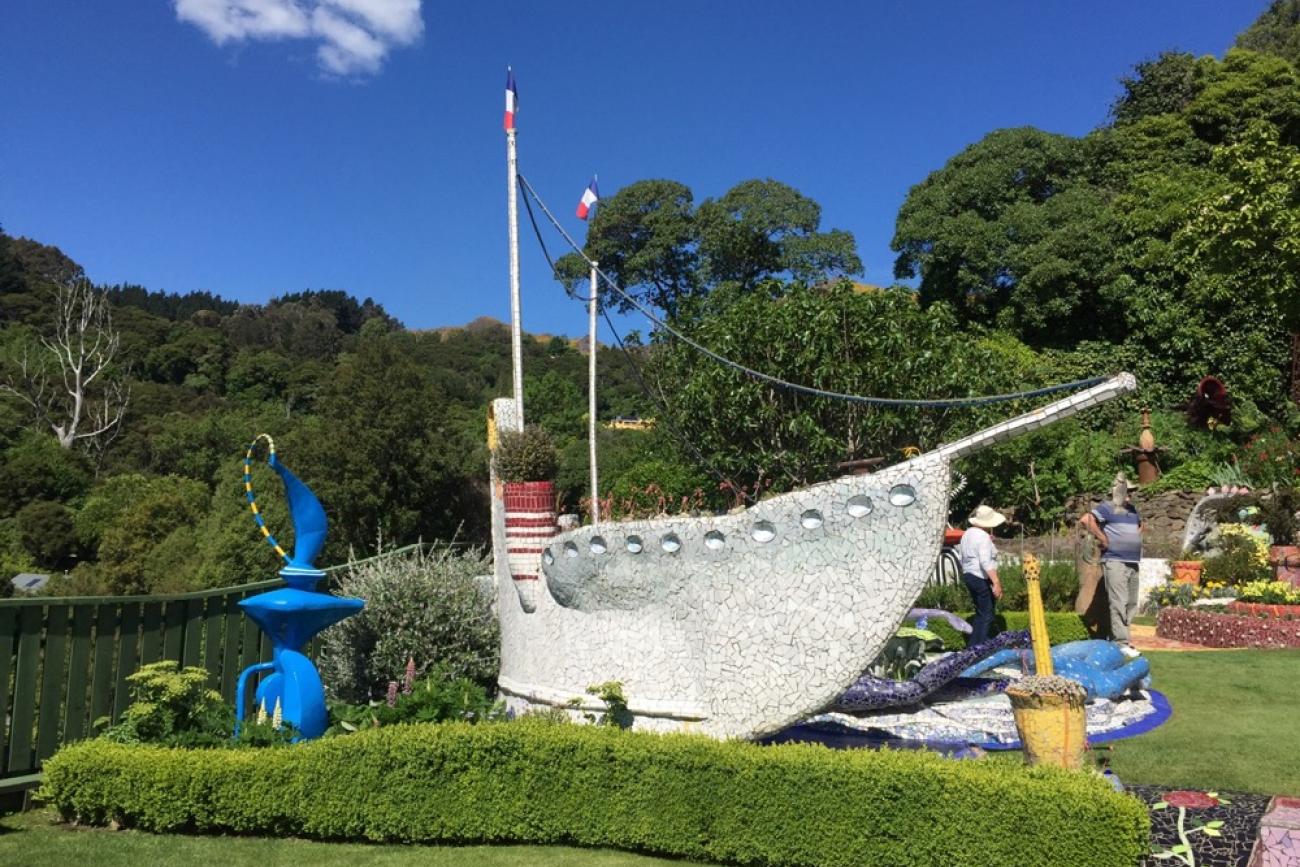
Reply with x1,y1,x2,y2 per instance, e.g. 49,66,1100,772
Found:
244,434,290,564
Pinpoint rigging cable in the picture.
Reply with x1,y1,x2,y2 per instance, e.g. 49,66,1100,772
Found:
516,172,1109,409
518,178,757,503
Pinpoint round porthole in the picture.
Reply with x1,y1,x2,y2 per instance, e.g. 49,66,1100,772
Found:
889,485,917,507
563,541,579,558
626,535,643,554
751,521,776,543
800,509,824,530
589,536,608,554
542,548,554,565
704,530,726,550
847,495,874,518
661,533,682,553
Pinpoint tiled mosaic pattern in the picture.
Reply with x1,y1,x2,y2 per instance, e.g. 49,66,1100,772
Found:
1253,797,1300,867
492,375,1137,739
1129,786,1273,867
811,688,1161,745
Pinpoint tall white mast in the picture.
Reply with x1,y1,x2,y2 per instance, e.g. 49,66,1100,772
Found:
505,69,525,421
588,260,600,526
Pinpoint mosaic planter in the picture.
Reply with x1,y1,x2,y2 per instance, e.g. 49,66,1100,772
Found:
1005,675,1087,770
1271,545,1300,588
503,480,557,613
1172,560,1204,585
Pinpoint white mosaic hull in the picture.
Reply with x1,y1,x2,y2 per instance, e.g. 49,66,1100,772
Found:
491,374,1137,740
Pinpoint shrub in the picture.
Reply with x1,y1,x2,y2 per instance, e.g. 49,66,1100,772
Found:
996,560,1079,612
326,667,502,734
929,611,1090,650
1201,524,1273,587
41,722,1148,867
318,545,498,703
494,425,558,482
99,661,231,747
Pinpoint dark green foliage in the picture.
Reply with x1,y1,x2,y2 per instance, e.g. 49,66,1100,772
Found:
1112,51,1210,126
318,545,498,703
927,611,1090,651
41,722,1148,867
0,432,92,517
15,500,78,570
494,425,559,482
1237,0,1300,70
651,282,1023,492
554,177,862,315
326,669,500,734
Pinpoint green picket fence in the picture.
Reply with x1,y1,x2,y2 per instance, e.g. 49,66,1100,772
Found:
0,545,431,787
0,578,285,784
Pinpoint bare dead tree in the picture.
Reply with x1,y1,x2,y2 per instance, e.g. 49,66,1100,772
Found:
1,279,129,449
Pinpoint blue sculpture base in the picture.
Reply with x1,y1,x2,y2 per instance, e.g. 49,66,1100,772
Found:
238,585,364,740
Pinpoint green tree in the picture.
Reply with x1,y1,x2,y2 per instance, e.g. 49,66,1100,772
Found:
1237,0,1300,69
16,500,78,570
555,178,862,315
1111,51,1211,126
95,475,210,594
651,282,1026,491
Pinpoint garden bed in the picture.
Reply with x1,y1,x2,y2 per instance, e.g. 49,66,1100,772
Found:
1156,607,1300,648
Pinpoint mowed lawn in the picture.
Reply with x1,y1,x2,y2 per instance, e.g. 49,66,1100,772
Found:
0,808,699,867
1106,649,1300,795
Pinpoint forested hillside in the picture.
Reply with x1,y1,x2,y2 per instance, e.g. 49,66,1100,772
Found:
0,233,654,596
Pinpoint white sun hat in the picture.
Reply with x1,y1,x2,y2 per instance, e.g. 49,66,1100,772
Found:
968,504,1007,530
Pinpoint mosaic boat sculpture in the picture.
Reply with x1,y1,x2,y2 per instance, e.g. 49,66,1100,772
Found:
491,373,1136,739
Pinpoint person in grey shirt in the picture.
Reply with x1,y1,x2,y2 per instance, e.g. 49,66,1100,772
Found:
958,505,1006,645
1080,473,1143,657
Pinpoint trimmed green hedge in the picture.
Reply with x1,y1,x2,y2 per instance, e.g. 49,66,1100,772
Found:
930,611,1091,650
41,721,1148,866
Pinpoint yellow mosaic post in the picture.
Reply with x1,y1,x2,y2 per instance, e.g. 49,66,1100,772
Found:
1024,554,1054,676
1006,554,1088,769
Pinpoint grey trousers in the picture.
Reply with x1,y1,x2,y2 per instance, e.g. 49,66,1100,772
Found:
1103,560,1140,642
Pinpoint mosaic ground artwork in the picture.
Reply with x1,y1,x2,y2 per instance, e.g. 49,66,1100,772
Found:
1129,786,1273,867
803,687,1169,750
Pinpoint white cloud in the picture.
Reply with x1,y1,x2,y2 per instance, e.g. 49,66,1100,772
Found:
173,0,423,75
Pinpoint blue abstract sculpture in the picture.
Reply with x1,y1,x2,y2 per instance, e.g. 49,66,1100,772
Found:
235,435,364,739
960,640,1150,702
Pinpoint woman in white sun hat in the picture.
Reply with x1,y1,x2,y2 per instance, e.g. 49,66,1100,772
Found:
959,504,1006,645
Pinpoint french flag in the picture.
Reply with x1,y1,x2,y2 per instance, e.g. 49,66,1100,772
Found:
504,67,518,131
576,177,599,220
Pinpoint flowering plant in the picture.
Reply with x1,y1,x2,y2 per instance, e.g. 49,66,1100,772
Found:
1236,426,1300,489
1236,580,1300,605
1150,790,1227,865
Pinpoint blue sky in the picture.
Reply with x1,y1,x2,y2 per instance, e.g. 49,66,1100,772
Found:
0,1,1267,337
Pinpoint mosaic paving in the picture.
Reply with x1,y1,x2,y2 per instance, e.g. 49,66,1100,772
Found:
807,687,1168,748
1129,786,1273,867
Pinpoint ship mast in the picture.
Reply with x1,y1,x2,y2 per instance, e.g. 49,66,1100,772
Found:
505,68,525,421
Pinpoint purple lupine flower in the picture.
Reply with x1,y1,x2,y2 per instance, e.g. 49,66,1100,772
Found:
386,680,399,707
404,657,416,694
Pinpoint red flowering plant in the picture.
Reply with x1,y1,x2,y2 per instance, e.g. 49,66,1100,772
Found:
1235,426,1300,489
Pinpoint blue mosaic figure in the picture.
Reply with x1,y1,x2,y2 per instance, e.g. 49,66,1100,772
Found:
960,639,1150,701
235,435,364,739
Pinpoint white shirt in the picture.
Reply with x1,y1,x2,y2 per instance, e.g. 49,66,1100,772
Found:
958,526,998,580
